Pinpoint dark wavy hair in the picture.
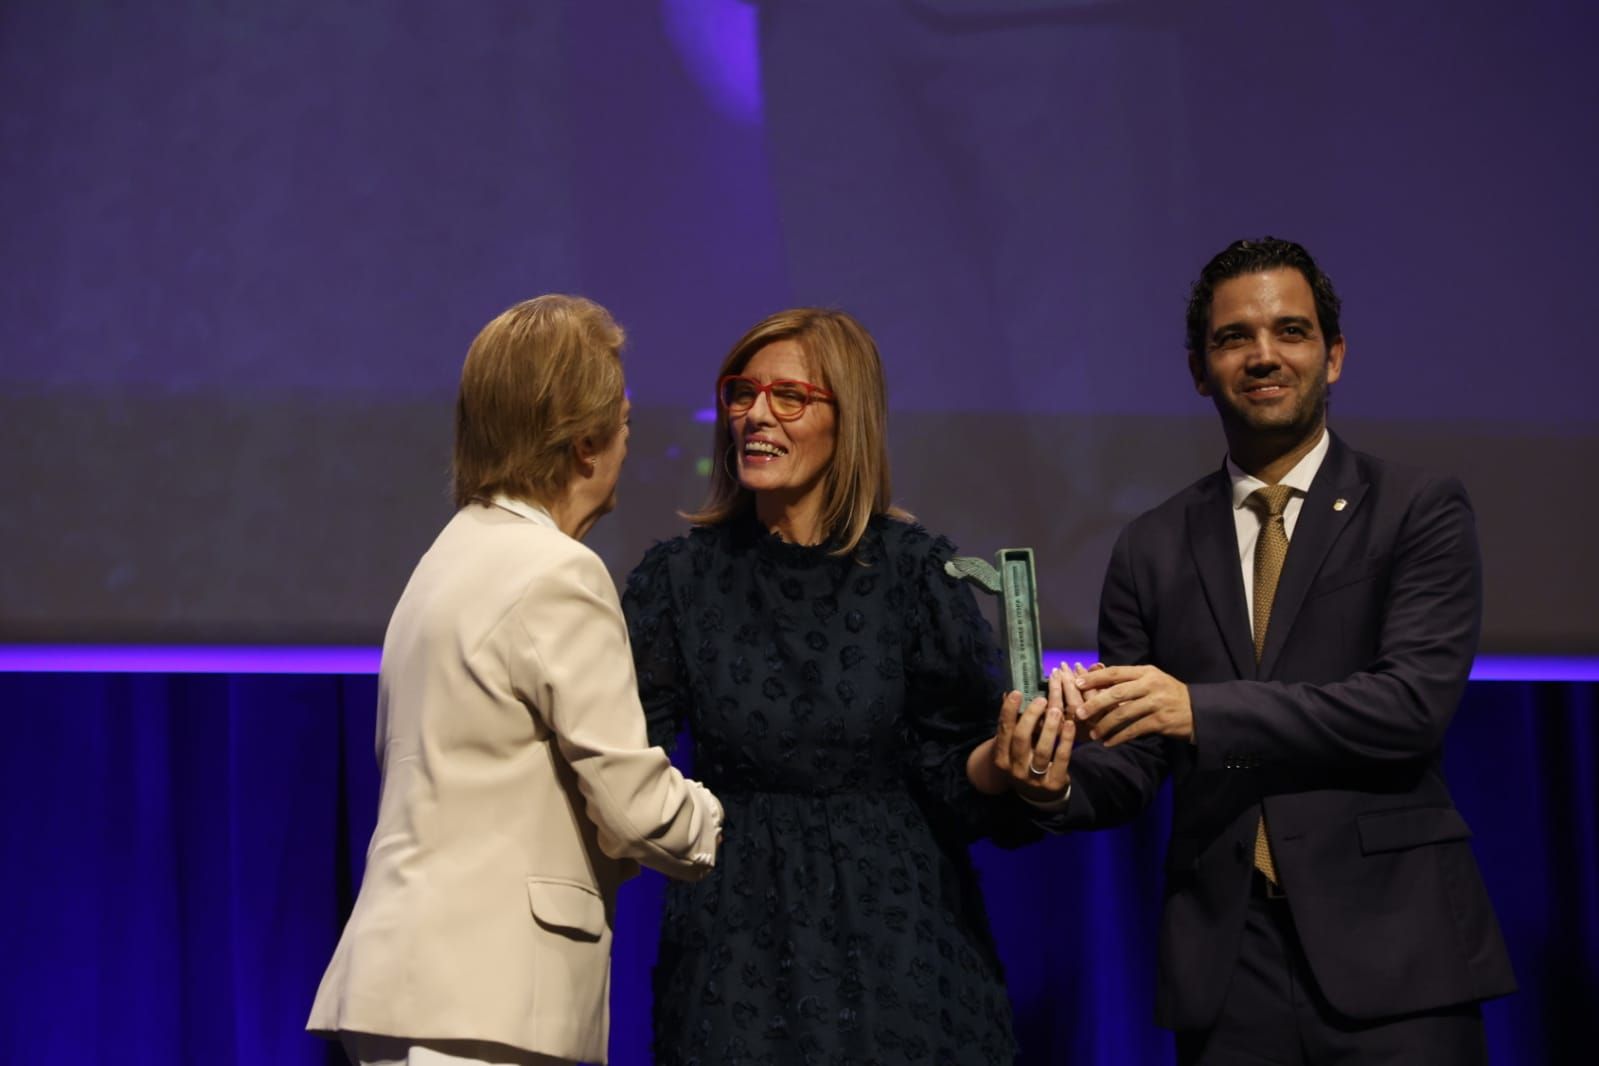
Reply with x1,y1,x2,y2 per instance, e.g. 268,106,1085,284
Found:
1184,237,1342,355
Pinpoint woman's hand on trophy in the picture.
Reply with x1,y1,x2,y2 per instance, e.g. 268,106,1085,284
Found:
993,667,1077,803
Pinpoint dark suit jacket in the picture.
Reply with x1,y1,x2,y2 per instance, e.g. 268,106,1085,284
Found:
1057,433,1515,1030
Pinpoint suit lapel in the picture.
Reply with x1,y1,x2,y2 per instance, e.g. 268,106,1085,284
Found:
1258,435,1369,676
1186,470,1255,679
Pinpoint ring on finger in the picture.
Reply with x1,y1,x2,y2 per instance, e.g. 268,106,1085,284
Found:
1028,760,1049,776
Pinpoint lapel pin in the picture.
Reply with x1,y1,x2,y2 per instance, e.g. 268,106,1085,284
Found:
1333,498,1347,511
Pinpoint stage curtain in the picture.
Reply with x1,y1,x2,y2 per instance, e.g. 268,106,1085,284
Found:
0,675,1592,1064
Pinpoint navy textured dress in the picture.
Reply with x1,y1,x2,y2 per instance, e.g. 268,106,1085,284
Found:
622,513,1039,1065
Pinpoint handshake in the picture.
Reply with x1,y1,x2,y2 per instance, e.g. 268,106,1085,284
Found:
950,549,1195,805
972,661,1202,805
974,660,1197,805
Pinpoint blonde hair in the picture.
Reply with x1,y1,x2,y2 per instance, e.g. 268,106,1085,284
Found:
685,308,908,553
451,295,625,509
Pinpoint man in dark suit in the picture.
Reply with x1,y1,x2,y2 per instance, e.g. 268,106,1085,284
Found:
1032,237,1516,1063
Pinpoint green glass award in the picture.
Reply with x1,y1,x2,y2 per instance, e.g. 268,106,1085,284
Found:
945,548,1044,696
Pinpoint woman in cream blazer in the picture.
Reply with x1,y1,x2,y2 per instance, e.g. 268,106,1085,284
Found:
308,296,721,1066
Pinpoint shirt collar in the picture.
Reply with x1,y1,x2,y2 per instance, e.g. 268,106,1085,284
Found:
490,493,559,531
1227,428,1330,510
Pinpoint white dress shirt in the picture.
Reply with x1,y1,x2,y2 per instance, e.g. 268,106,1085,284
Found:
1226,428,1330,617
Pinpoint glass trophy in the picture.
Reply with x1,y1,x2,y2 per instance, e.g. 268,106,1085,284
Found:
945,548,1044,696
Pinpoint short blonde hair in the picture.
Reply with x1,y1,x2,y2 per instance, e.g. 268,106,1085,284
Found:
451,295,625,509
686,308,907,553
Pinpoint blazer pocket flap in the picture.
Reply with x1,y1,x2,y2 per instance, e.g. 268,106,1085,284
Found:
1357,806,1472,855
1308,556,1383,599
527,877,606,941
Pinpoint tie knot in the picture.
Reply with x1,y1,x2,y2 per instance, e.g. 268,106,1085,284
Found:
1248,484,1294,518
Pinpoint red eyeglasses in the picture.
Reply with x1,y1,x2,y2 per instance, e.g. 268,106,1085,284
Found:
718,375,835,421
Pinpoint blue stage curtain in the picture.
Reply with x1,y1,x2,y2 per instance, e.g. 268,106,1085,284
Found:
0,675,1593,1065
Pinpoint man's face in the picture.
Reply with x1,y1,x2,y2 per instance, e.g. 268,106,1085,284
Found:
1189,267,1344,445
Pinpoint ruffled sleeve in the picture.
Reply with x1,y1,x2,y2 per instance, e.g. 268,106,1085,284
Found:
621,538,690,753
901,526,1041,847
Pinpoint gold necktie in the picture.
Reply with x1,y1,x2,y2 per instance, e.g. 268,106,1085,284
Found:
1248,484,1294,885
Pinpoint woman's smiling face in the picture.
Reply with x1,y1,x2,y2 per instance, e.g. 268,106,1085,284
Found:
730,339,837,513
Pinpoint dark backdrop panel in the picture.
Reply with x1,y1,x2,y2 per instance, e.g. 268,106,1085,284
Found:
0,673,1593,1064
3,1,1598,645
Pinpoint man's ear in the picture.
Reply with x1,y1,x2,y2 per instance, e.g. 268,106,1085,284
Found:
1187,351,1211,397
1325,335,1346,386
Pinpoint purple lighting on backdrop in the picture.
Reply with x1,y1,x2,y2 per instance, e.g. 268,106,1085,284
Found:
2,645,1597,681
660,0,763,125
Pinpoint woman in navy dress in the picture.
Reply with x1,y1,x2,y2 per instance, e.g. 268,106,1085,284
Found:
622,309,1073,1065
